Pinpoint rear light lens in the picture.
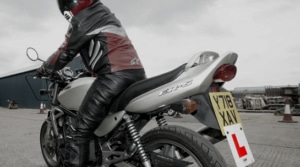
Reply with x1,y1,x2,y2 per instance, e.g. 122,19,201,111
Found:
213,64,237,82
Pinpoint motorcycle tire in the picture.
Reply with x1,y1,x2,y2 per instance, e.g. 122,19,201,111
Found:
40,121,62,167
142,125,227,167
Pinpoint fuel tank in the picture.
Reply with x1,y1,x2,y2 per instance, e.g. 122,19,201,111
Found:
57,77,95,111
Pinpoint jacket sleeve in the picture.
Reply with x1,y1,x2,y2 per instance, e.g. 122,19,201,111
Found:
43,25,78,73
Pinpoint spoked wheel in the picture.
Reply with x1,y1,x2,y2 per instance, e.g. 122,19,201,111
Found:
142,125,227,167
40,121,62,167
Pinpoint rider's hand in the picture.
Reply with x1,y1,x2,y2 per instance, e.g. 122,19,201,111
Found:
36,65,50,77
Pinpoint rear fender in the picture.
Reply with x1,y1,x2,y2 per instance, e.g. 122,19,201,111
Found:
191,89,227,144
191,89,220,130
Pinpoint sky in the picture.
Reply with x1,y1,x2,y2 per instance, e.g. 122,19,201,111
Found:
1,0,300,90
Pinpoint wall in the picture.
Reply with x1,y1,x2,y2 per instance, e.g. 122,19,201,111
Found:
0,70,49,109
0,56,85,109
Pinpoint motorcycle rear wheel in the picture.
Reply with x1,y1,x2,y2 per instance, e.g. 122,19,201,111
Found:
142,125,227,167
40,121,62,167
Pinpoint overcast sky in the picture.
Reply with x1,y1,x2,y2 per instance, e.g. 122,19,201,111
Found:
1,0,300,90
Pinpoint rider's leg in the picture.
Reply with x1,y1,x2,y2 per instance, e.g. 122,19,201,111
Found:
65,69,146,166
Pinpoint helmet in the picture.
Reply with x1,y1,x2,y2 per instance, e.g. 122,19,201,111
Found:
57,0,94,21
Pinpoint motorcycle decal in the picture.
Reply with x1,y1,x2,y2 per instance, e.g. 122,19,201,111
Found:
159,80,193,96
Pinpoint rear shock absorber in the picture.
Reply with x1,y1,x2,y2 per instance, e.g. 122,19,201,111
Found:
123,114,151,167
156,115,168,126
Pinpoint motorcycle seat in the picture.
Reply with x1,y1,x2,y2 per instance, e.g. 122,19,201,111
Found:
109,63,187,113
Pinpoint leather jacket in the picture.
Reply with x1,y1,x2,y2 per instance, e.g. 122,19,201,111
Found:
43,1,144,74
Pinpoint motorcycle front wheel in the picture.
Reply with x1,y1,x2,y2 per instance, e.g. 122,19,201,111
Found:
40,121,62,167
142,125,227,167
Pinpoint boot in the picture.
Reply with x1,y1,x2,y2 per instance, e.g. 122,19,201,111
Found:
67,137,90,166
64,121,91,167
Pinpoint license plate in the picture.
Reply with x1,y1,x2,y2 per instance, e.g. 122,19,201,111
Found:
209,92,243,136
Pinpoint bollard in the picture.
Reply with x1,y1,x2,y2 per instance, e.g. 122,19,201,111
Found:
278,99,298,123
39,102,45,114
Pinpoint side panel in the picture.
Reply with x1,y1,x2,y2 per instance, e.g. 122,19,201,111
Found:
94,111,126,137
57,77,95,111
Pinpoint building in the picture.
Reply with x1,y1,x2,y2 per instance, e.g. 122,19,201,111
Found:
0,57,84,109
299,83,300,105
231,87,266,109
232,85,300,110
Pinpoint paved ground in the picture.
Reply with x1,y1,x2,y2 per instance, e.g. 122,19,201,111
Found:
216,112,300,167
0,108,299,167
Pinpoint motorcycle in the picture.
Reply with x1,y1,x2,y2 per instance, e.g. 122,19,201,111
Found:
26,47,238,167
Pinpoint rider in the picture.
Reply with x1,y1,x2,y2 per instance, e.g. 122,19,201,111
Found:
37,0,146,166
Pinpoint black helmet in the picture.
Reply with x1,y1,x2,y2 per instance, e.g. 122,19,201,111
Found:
57,0,94,21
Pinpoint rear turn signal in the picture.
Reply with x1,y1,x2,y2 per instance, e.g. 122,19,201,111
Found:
169,99,198,114
213,64,237,82
184,99,198,114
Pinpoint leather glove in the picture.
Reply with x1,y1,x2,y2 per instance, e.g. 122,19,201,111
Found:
36,65,50,77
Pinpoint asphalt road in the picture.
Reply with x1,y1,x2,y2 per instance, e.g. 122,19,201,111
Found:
0,108,299,167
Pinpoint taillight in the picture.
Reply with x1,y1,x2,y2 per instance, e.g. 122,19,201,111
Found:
213,64,237,82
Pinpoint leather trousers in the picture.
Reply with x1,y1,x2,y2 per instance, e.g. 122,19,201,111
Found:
65,69,146,166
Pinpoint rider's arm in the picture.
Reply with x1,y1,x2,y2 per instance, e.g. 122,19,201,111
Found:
43,25,77,73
